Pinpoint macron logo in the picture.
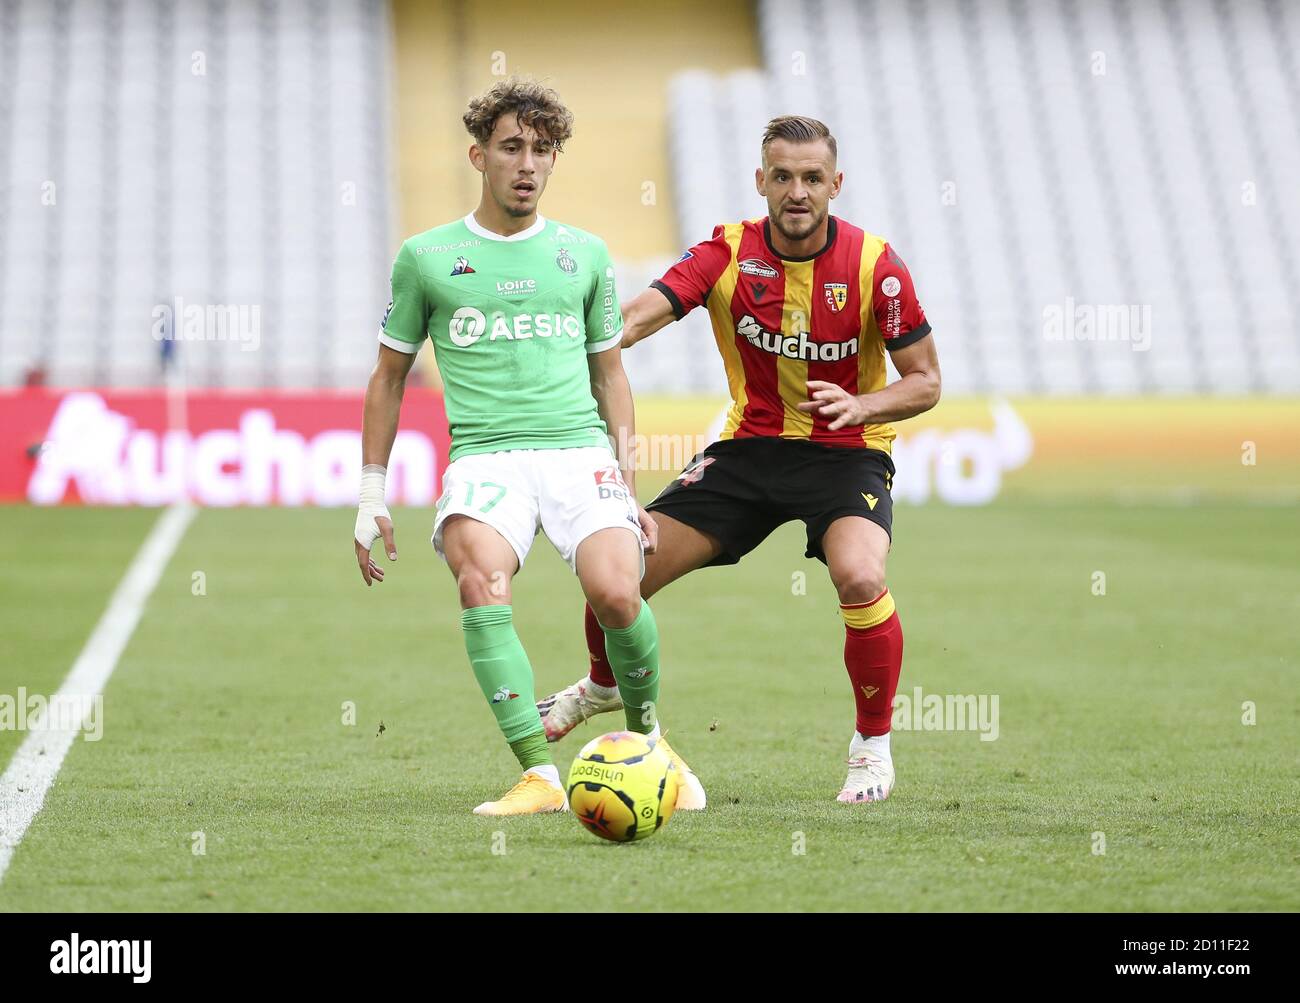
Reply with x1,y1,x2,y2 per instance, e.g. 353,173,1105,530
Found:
50,934,151,983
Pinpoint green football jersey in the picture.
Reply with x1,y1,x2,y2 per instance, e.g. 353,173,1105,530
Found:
379,213,623,461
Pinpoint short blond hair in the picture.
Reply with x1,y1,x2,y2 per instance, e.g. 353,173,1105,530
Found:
462,77,574,151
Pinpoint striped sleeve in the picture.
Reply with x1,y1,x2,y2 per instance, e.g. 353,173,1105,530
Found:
651,225,734,320
871,243,930,350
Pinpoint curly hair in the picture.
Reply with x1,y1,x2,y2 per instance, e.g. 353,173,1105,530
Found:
462,77,574,151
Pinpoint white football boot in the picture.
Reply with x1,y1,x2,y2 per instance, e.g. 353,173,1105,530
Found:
836,732,895,804
537,678,622,742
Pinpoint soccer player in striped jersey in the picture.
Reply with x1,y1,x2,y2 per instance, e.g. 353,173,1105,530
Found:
538,116,942,803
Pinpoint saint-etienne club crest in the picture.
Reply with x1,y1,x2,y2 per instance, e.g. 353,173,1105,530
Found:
555,247,577,274
824,282,848,313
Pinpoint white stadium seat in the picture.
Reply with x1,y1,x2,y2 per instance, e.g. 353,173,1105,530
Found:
1,0,1297,396
642,0,1300,395
0,0,393,391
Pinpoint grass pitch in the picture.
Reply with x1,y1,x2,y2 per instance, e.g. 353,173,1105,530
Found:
0,497,1296,911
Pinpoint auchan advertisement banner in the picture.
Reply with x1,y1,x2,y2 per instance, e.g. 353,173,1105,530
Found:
3,390,1297,506
1,388,448,506
645,396,1300,505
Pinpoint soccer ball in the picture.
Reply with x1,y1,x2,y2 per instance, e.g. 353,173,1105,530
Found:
566,731,679,842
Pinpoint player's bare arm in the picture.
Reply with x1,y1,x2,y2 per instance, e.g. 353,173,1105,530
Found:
619,286,677,349
353,343,416,585
798,333,941,431
587,345,658,553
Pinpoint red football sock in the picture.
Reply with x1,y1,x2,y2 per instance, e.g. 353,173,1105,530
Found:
840,590,904,737
584,602,617,688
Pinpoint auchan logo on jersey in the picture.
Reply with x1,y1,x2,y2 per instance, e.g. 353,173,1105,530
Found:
736,314,858,363
1,389,449,506
449,307,583,347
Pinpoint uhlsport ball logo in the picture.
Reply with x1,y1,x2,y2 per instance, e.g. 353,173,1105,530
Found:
566,731,679,842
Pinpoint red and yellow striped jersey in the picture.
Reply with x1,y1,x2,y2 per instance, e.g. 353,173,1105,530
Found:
652,216,931,453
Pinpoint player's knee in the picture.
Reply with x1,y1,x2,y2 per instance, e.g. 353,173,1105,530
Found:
456,565,510,607
585,580,642,630
834,564,887,606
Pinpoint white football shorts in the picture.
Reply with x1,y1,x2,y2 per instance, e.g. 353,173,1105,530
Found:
431,446,644,572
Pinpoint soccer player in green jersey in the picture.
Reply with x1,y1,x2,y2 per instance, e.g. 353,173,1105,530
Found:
352,78,705,816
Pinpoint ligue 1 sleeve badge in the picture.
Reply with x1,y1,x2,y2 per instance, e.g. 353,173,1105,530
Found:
556,247,577,274
824,282,848,313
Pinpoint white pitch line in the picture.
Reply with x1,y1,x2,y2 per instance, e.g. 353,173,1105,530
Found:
0,502,196,884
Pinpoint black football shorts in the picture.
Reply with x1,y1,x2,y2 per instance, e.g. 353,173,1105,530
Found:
645,437,895,566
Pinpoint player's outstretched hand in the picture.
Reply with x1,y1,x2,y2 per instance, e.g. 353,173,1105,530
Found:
354,513,396,587
637,505,658,555
797,380,868,431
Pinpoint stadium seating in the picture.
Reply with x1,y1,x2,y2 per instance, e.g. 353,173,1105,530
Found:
2,0,1297,397
646,0,1300,395
0,0,392,389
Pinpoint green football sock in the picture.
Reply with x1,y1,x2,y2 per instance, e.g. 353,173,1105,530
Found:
461,605,551,769
599,600,660,735
508,732,551,772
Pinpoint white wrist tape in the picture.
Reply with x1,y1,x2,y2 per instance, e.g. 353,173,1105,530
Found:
354,464,391,550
